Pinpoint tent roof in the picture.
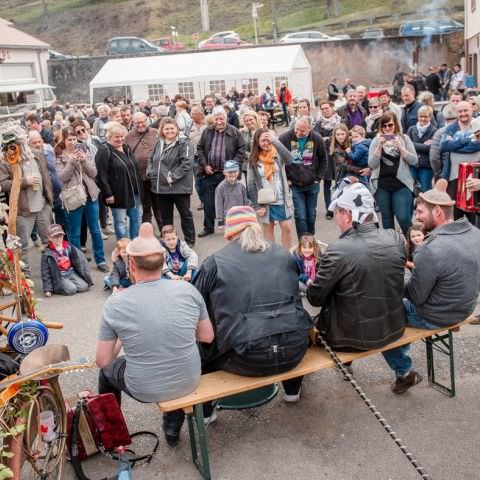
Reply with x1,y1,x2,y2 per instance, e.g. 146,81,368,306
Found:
90,45,310,89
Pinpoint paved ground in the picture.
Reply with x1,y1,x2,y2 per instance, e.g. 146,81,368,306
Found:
20,194,480,480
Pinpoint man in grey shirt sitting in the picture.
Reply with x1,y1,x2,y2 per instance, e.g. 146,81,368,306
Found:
96,222,214,445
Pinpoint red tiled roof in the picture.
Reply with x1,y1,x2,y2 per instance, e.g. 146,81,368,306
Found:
0,17,49,49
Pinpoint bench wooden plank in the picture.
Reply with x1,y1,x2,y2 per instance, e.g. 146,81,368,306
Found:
158,317,474,412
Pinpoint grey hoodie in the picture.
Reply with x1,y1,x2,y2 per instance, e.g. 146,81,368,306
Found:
405,218,480,326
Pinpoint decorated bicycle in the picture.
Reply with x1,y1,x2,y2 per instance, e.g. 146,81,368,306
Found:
0,121,63,359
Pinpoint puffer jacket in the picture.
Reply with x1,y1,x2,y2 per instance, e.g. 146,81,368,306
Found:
307,223,407,351
147,136,193,195
41,243,92,294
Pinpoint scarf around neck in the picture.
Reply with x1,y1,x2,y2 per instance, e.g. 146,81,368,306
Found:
317,112,342,132
416,122,430,137
258,146,277,182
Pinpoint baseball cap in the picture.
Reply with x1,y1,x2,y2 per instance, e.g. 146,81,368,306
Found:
224,206,258,239
328,178,378,225
223,160,239,173
46,224,65,238
126,223,164,257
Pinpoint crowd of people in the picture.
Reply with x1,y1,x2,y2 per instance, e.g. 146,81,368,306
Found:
1,63,480,449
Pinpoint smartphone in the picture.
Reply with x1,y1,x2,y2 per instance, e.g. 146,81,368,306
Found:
75,143,87,153
382,134,396,141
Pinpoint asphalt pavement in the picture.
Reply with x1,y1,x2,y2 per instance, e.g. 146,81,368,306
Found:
25,192,480,480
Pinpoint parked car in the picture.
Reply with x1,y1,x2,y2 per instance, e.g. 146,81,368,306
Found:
198,31,240,48
199,37,253,49
399,18,463,36
334,34,351,40
151,37,185,51
106,37,165,56
279,31,340,43
361,28,385,39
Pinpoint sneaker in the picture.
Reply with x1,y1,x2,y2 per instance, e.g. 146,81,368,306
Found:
101,232,109,240
391,369,423,394
283,388,301,403
325,211,334,220
103,226,115,235
203,410,218,425
97,263,110,273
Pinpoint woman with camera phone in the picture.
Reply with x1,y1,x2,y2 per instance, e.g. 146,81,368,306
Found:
368,112,418,235
55,127,108,272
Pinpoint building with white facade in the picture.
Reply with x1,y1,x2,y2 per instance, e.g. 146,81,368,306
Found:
0,18,54,119
465,0,480,85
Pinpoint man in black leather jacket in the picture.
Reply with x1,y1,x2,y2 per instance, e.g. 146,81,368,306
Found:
307,180,408,383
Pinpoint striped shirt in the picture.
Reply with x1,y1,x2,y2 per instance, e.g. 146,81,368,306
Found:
208,130,226,171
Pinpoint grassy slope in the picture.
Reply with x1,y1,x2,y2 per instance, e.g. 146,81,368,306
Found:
0,0,463,55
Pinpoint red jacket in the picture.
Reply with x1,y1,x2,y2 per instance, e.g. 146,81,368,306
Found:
276,87,292,105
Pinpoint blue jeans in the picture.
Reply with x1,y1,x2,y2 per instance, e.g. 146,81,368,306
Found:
291,183,320,236
281,103,290,125
111,194,142,240
375,186,413,236
104,276,132,289
67,199,105,266
382,299,437,378
410,166,434,193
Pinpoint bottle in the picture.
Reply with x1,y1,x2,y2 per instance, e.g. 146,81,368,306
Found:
116,446,132,479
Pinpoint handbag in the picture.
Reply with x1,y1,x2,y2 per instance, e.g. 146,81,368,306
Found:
60,165,87,211
257,186,278,204
66,392,159,480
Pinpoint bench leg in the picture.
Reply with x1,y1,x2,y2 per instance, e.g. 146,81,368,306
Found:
186,404,212,480
425,331,456,398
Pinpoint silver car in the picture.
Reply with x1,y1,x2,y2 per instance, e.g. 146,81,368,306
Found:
279,31,340,43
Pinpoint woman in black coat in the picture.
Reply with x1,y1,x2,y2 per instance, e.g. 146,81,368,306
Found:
95,121,142,240
406,106,437,193
147,117,196,246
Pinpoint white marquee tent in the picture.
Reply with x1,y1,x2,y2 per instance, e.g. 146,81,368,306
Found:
89,45,312,104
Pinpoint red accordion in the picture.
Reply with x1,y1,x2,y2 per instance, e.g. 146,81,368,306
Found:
456,163,480,212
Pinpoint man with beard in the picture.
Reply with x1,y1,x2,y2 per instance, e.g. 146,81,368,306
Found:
382,180,480,393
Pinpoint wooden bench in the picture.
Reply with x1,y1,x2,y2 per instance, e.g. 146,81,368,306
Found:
158,317,475,480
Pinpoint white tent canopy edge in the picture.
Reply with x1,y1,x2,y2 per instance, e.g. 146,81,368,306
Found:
89,45,312,105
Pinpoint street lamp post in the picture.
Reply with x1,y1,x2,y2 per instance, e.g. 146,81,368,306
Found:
270,0,278,43
252,2,264,45
170,25,177,46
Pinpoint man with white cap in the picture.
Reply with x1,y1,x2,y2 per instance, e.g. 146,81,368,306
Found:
307,179,407,379
96,222,214,445
383,180,480,386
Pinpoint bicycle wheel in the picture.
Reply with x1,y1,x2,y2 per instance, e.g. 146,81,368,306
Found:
20,384,66,479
